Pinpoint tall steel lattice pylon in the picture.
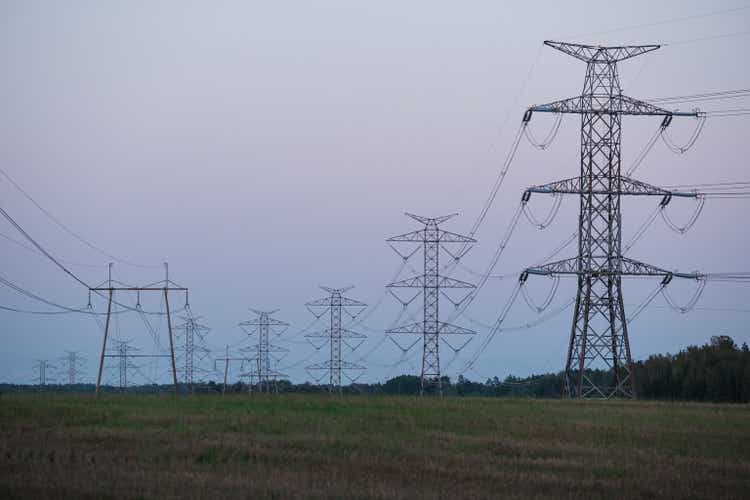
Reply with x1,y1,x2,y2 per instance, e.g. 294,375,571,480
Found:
522,41,703,399
60,350,85,385
110,340,137,392
305,287,367,393
239,309,289,393
387,213,476,395
173,315,210,391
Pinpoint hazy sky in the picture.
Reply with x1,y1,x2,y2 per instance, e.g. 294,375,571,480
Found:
1,0,749,385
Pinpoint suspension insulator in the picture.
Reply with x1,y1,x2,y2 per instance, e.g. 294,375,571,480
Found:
521,190,532,203
661,114,673,129
660,193,672,207
522,109,533,123
661,273,674,286
519,271,529,283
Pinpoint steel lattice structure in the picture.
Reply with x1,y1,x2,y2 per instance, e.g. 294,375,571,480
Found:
387,213,476,395
305,287,366,393
522,41,703,399
104,339,138,392
173,315,210,391
239,309,289,393
60,350,85,385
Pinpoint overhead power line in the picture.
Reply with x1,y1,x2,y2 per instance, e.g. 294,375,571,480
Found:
0,165,160,269
666,30,750,47
560,5,750,39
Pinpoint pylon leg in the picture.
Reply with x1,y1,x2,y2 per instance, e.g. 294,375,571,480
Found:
95,289,113,398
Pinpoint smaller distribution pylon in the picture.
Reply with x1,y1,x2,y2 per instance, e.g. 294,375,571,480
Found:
214,345,247,395
32,359,55,386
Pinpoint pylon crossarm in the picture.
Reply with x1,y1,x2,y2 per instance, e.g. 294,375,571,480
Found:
529,93,696,116
305,329,333,338
405,212,457,225
438,322,476,335
341,328,366,339
320,285,354,295
387,275,425,287
305,297,336,308
543,40,660,63
249,308,279,316
438,230,476,243
387,229,427,242
306,361,333,370
340,361,366,370
388,274,475,288
386,322,422,335
531,92,705,119
525,176,698,198
340,297,367,308
525,256,703,279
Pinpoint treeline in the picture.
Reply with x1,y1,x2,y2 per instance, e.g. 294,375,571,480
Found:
3,336,749,402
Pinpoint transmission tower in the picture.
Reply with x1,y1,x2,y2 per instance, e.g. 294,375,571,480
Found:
107,340,139,392
386,213,476,395
305,287,367,393
33,359,55,386
173,315,210,392
521,41,702,399
239,309,289,393
60,351,85,385
92,263,187,397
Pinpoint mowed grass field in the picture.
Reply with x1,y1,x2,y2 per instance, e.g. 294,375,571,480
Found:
0,394,748,499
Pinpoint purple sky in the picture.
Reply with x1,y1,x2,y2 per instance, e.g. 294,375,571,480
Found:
1,0,749,385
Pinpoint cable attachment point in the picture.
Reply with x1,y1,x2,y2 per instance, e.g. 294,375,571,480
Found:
660,114,673,129
521,190,532,204
519,271,529,283
661,273,673,286
659,193,672,208
522,109,533,123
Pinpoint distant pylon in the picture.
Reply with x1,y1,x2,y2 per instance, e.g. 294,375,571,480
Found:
108,340,138,392
33,359,55,386
522,41,703,399
239,309,289,393
386,213,476,395
305,287,367,393
60,351,85,385
173,314,210,392
214,345,246,395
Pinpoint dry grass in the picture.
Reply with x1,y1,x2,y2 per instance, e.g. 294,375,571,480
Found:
0,394,748,499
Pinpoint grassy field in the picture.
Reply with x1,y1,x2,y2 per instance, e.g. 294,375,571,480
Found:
0,394,748,499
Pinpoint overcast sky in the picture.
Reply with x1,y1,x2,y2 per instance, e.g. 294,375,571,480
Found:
1,0,749,385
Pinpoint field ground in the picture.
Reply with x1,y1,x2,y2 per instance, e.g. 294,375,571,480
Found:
0,394,748,499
